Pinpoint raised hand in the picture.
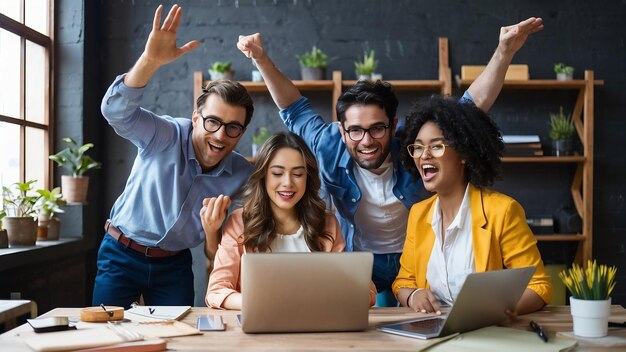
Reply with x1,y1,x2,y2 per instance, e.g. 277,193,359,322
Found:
497,17,543,57
200,194,232,239
237,33,266,62
124,4,200,88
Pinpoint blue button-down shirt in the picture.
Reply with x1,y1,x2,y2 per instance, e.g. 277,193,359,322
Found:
279,94,472,251
101,75,252,251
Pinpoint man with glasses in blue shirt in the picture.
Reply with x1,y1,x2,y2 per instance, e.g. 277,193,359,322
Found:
93,4,253,308
237,17,543,306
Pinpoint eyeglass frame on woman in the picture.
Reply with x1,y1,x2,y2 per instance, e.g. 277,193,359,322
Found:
342,124,390,141
198,110,245,138
406,142,450,158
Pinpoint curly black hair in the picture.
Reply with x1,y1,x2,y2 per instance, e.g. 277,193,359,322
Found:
399,95,504,188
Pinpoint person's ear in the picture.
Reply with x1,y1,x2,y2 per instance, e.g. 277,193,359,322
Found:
338,122,347,144
192,110,200,127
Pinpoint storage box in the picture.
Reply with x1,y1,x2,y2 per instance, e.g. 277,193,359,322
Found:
461,64,529,81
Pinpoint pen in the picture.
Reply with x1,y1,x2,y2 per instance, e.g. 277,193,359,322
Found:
529,320,548,342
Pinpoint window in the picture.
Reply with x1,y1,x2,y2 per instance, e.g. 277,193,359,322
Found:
0,0,53,191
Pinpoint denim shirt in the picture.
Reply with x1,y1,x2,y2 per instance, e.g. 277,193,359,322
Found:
101,75,252,251
279,98,418,251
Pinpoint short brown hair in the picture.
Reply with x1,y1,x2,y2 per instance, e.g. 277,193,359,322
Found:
196,80,254,126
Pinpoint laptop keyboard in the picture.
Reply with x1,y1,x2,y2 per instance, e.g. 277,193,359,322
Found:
406,317,446,333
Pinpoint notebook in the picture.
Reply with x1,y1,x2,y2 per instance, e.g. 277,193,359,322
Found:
126,305,191,321
377,266,535,339
240,252,373,333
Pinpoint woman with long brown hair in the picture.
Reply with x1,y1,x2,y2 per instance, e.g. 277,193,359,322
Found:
206,132,375,309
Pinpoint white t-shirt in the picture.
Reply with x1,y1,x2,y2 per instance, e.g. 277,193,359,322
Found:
352,156,408,253
426,183,475,305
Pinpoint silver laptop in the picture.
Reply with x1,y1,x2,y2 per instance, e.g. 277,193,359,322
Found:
377,266,535,339
240,252,373,333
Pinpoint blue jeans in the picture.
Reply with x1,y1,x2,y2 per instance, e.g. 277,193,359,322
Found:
372,252,402,307
92,234,194,309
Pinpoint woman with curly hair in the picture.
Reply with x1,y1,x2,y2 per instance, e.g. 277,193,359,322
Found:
206,132,375,309
392,96,551,315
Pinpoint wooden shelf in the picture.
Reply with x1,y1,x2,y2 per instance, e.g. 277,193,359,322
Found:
502,156,585,163
457,78,604,89
217,80,335,93
342,80,444,91
535,234,586,242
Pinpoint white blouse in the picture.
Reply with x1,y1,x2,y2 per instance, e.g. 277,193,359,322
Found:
269,226,311,253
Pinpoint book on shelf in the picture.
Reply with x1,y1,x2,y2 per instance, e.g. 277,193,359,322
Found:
527,216,554,235
503,148,544,157
502,135,541,144
505,142,542,149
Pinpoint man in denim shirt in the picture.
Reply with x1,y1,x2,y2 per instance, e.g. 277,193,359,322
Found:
93,5,254,308
237,17,543,305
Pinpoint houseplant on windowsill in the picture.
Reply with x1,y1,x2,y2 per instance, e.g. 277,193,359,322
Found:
354,50,378,81
35,187,65,241
559,260,617,337
2,180,41,246
251,127,271,157
296,46,328,80
49,137,102,204
549,106,576,156
554,63,574,81
208,61,234,81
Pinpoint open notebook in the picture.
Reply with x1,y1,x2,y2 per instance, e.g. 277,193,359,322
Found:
126,305,191,321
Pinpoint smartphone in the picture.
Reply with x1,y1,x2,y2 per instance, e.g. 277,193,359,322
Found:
197,315,225,331
27,317,76,333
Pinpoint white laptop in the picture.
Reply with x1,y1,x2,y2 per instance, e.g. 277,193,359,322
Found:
377,266,536,339
240,252,373,333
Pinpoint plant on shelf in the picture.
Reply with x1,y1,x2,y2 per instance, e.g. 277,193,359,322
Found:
2,180,41,246
49,137,101,204
35,187,65,240
354,50,378,81
554,62,574,80
549,106,576,156
251,127,271,157
208,61,234,80
296,46,328,80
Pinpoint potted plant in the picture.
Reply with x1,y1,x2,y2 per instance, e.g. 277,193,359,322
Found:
549,106,576,156
35,187,65,240
49,137,102,204
251,127,271,157
0,209,8,248
354,50,378,81
559,260,617,337
208,61,235,80
2,180,41,246
554,63,574,81
296,46,328,80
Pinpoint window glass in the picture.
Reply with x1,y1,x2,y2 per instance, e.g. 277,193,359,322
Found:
0,29,21,119
0,0,21,23
25,0,48,35
26,40,45,124
25,126,45,190
0,122,21,188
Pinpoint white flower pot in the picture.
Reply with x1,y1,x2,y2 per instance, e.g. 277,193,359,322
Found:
570,296,610,337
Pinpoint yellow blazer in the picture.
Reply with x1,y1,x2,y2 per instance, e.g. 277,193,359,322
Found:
392,184,552,304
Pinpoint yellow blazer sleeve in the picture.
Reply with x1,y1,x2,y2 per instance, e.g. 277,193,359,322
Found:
205,209,245,309
497,198,553,304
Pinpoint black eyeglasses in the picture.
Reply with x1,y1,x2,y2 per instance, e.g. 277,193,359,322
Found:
198,111,245,138
342,124,390,141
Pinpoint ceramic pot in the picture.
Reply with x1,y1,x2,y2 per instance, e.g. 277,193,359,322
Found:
570,296,611,337
0,229,8,248
557,72,573,81
300,66,325,80
552,139,574,156
208,70,235,81
62,175,89,204
4,216,38,246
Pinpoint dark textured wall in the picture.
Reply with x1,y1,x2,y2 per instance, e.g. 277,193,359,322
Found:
89,0,626,304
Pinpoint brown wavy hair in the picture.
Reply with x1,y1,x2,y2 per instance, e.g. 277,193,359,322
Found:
242,132,333,252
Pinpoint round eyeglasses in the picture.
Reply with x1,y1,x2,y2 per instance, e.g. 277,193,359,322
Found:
407,143,450,158
343,124,390,141
198,111,245,138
